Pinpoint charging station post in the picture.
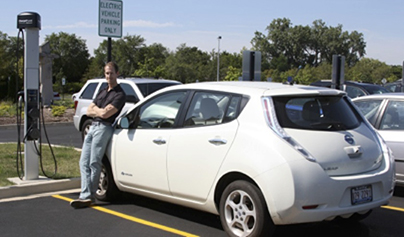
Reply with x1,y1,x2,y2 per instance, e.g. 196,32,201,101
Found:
331,55,345,91
17,12,41,180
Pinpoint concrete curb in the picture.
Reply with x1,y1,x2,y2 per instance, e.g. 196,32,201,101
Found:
0,176,81,200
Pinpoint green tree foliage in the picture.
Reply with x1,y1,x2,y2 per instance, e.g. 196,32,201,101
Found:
0,32,24,100
86,34,146,80
346,58,398,83
45,32,90,84
113,34,146,77
164,44,211,83
135,43,169,78
224,66,241,81
252,18,366,71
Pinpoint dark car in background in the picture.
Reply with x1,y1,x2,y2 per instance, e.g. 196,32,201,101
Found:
310,80,390,98
384,79,403,93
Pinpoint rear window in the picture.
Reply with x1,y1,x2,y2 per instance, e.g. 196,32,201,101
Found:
273,96,360,131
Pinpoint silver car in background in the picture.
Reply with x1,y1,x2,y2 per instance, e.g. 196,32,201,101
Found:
353,93,404,186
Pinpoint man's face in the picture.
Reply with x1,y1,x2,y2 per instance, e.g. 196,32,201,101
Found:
104,65,118,85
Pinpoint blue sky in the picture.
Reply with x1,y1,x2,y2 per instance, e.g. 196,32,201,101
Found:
2,0,403,65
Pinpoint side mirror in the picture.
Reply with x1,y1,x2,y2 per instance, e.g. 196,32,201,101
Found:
118,117,129,129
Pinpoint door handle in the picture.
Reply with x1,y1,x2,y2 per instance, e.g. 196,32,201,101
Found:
344,145,362,158
209,138,227,146
153,138,166,145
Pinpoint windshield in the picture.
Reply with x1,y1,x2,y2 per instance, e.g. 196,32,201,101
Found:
273,96,361,131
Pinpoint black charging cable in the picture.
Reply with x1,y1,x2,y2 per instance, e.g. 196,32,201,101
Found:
38,97,58,178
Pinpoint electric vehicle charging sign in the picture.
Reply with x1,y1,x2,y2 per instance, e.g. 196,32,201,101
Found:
99,0,122,38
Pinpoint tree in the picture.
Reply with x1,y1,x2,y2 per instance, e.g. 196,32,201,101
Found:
251,18,366,71
224,66,241,81
346,58,396,83
134,43,169,78
45,32,90,84
85,34,146,80
0,32,23,100
113,34,146,77
164,44,211,83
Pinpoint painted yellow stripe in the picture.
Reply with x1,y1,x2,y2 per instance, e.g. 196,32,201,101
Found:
52,195,199,237
382,205,404,212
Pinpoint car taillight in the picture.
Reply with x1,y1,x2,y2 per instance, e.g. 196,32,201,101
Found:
74,100,78,112
262,97,316,162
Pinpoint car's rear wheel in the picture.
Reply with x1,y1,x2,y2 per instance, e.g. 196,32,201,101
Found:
81,118,93,141
95,158,121,201
219,180,274,237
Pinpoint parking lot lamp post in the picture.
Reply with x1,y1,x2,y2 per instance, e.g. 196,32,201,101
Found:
217,36,221,81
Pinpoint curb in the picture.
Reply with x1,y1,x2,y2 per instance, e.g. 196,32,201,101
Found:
0,176,81,200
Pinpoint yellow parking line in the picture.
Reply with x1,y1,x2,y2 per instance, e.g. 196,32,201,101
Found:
52,195,199,237
381,205,404,212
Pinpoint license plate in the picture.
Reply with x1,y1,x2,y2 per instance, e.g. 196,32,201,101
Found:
351,185,372,205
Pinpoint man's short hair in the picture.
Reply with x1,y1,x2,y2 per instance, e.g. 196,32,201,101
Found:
105,61,119,73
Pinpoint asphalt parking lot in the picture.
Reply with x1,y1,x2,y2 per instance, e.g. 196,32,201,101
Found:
1,188,404,237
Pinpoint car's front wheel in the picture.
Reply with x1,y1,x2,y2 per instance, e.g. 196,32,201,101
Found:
95,158,121,201
219,180,274,237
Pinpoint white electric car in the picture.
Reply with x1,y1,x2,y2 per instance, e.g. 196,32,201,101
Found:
97,81,395,236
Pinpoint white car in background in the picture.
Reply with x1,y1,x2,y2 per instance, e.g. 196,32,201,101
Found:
72,78,180,140
96,81,395,236
353,93,404,186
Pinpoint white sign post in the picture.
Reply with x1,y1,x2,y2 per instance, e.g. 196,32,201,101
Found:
99,0,123,38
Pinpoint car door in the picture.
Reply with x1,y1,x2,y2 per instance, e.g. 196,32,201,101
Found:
111,91,187,195
377,100,404,179
166,92,240,202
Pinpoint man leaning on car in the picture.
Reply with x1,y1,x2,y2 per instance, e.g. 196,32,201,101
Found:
70,61,126,209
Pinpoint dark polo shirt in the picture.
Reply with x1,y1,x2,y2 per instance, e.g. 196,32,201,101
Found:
92,84,126,124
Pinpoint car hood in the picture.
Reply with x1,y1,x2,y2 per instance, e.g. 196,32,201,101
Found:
284,123,383,176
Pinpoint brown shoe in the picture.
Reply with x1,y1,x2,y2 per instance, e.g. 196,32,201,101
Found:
70,199,92,209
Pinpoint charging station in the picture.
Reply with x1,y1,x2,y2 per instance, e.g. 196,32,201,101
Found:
17,12,41,180
242,51,261,81
331,55,345,90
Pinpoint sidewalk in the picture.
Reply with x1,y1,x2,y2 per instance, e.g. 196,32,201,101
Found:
0,176,81,201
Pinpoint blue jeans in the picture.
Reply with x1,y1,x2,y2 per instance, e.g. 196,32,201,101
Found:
79,123,114,200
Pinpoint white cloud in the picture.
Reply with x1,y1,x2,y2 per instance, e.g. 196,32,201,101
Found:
124,20,176,28
42,22,96,30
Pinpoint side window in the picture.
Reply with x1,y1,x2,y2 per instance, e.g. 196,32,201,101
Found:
119,83,140,103
80,83,98,99
136,84,147,97
146,83,177,96
353,99,384,127
380,101,404,130
346,86,366,98
100,82,108,91
130,91,186,129
184,92,234,127
223,96,242,122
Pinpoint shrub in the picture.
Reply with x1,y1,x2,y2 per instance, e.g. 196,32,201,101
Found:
51,105,66,117
0,102,16,117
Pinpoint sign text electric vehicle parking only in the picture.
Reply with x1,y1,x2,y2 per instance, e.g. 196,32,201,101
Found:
99,0,122,38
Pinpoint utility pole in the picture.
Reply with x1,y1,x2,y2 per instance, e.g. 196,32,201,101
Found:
217,36,221,81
